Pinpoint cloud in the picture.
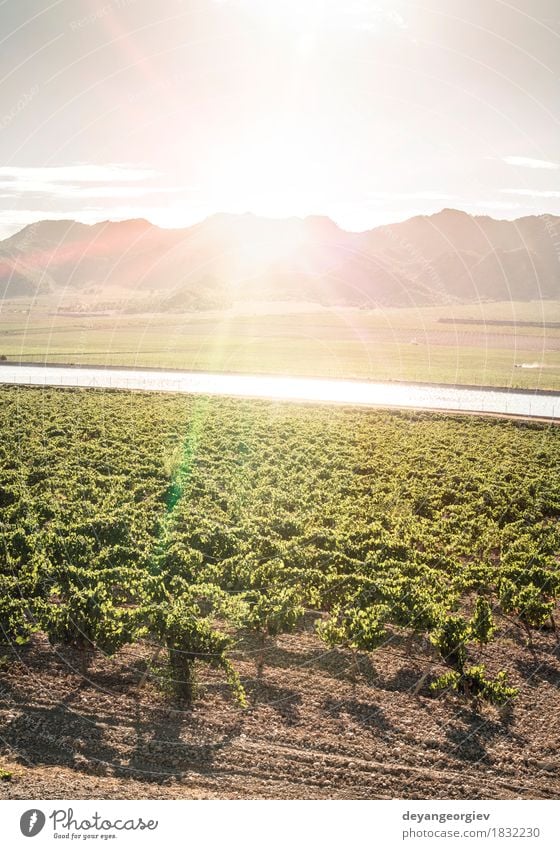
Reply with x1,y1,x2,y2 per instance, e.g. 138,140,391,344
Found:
0,183,189,199
0,164,179,202
216,0,406,33
502,156,560,170
0,164,159,183
353,7,407,32
339,1,407,31
367,191,455,201
464,200,523,211
501,189,560,198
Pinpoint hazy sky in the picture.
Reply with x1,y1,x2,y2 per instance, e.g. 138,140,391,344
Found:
1,0,560,237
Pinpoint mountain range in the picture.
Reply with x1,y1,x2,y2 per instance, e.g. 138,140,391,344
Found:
0,208,559,311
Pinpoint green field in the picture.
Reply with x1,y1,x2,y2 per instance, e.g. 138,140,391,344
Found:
2,385,559,799
2,300,560,389
1,385,559,707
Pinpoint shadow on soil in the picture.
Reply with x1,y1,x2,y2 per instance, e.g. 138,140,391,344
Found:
0,644,243,785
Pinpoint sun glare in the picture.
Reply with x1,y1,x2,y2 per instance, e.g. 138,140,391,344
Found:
235,0,399,34
198,0,403,227
208,133,327,222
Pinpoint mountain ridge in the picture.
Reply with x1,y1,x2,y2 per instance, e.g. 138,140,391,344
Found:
1,208,558,310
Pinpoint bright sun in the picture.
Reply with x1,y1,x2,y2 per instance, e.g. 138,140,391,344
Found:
199,0,400,223
208,129,328,222
234,0,396,33
224,0,371,53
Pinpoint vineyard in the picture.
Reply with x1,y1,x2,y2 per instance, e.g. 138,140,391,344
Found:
0,385,559,798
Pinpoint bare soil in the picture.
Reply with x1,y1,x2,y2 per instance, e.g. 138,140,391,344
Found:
0,628,558,800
